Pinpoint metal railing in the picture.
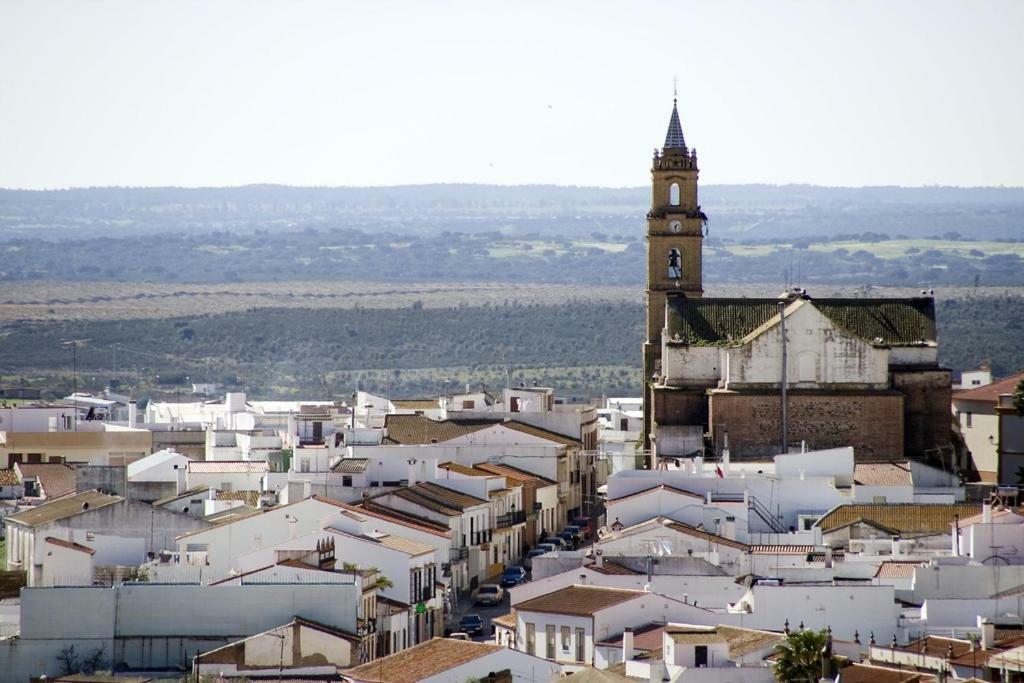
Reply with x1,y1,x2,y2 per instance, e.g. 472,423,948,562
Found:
495,510,526,529
449,547,469,562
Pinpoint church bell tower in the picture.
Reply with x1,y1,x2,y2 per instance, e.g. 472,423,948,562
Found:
642,98,705,456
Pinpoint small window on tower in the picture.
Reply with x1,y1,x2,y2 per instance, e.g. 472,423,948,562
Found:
669,183,681,206
668,248,682,278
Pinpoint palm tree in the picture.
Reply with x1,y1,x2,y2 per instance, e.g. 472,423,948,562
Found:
773,628,834,683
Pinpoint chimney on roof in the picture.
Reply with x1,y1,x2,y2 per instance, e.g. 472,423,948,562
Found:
983,502,993,524
623,628,634,662
979,617,995,650
128,401,137,429
595,548,604,568
174,464,186,495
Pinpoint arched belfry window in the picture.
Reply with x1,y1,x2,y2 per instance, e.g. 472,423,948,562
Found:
668,248,682,278
669,183,681,206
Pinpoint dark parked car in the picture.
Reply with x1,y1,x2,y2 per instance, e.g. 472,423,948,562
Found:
558,530,579,548
459,614,484,636
500,565,527,587
524,548,546,569
572,516,592,538
542,536,565,549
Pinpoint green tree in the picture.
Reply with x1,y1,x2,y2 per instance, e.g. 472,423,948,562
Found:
773,629,834,683
1013,379,1024,415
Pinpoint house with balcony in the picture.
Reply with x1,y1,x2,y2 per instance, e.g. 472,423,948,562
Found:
367,481,493,587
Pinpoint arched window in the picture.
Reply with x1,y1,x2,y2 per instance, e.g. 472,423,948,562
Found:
668,248,682,278
669,183,681,206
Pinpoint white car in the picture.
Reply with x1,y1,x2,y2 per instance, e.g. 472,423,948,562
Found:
472,583,505,606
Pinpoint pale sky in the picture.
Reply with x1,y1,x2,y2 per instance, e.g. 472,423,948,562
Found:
1,0,1022,189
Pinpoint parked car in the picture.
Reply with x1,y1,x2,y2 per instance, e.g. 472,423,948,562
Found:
558,530,579,548
472,583,505,606
500,565,527,587
449,632,472,641
572,516,592,538
459,614,484,636
564,524,583,540
535,543,558,554
524,548,546,569
542,536,565,549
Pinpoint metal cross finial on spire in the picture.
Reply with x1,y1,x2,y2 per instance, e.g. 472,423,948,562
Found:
673,76,678,102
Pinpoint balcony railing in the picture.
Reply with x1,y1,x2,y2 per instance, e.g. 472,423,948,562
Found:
495,510,527,529
449,547,469,562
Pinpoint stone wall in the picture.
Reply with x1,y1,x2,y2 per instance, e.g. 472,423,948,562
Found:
709,390,904,460
891,368,953,461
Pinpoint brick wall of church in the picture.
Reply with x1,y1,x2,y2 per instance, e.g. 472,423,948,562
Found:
891,368,953,461
709,391,904,460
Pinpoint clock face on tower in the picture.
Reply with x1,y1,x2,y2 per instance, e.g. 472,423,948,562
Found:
669,220,682,233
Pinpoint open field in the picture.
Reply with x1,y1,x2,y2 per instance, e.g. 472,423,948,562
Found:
2,280,1022,323
721,239,1024,260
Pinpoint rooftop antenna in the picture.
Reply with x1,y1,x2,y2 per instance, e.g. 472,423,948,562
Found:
62,339,90,431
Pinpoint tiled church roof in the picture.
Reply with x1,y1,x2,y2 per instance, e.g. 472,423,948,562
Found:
663,100,687,151
665,296,936,348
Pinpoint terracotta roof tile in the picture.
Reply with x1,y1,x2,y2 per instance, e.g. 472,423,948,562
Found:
391,399,440,410
749,545,815,554
0,469,19,486
344,637,502,682
14,462,76,498
382,414,490,445
855,462,913,486
597,623,667,651
187,461,268,474
838,663,937,682
516,585,642,616
875,561,926,578
473,462,557,486
954,371,1024,403
217,490,260,508
588,559,641,575
815,503,981,535
665,521,750,551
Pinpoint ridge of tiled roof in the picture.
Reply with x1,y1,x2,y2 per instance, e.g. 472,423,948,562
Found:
666,296,937,348
874,561,926,579
608,483,704,503
7,490,122,526
382,414,492,444
815,503,980,535
664,520,750,551
517,585,644,616
350,500,452,538
0,469,20,486
344,637,502,683
472,461,557,486
152,485,213,507
954,371,1024,403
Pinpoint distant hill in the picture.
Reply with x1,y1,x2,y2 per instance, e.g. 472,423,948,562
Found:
2,184,1024,240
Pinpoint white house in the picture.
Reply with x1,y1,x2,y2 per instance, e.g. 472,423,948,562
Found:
193,616,364,678
512,585,720,669
5,490,208,586
187,459,268,492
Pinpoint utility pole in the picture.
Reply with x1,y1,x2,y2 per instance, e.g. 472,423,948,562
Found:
62,339,90,431
778,301,788,455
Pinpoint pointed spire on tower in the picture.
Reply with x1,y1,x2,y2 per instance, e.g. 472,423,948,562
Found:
663,93,688,152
